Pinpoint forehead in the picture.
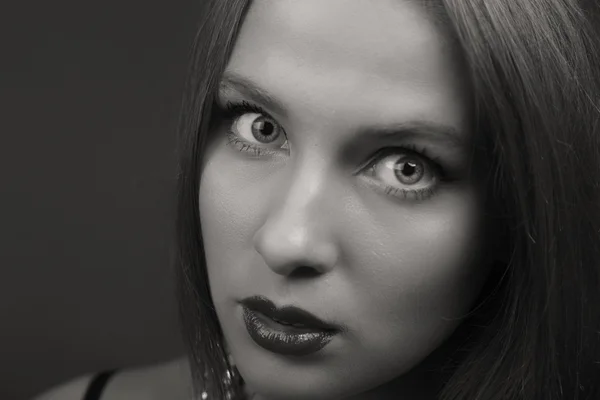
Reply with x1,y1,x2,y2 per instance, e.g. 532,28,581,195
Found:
226,0,470,134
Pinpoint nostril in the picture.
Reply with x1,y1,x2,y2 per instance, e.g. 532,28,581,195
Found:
288,265,323,279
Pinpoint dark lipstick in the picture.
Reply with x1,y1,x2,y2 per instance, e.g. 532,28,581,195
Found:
240,295,340,356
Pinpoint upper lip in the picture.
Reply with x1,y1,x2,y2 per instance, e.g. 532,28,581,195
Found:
240,295,339,331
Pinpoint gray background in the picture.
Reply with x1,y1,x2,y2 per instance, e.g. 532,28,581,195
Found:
1,1,204,399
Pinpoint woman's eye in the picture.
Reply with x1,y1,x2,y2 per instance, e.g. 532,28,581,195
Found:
363,149,441,199
230,112,288,149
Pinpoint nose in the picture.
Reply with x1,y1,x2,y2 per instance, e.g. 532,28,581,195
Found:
252,167,340,277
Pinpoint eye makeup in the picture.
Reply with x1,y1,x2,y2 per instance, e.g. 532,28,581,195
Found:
358,146,448,202
212,99,461,202
220,100,289,157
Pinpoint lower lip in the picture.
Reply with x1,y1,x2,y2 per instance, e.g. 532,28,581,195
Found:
242,306,337,357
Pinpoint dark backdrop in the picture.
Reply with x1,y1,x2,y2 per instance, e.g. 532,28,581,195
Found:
0,1,203,399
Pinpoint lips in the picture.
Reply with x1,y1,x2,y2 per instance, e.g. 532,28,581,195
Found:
239,295,341,356
240,295,338,331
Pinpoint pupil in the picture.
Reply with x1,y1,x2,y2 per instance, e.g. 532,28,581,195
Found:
393,158,423,185
264,122,274,136
252,116,279,143
402,162,417,176
257,120,273,136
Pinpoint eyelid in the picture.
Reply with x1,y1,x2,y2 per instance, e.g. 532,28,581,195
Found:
219,72,289,119
358,146,445,179
221,100,290,154
224,100,278,122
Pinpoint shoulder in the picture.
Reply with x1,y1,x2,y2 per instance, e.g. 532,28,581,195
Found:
31,374,94,400
32,358,193,400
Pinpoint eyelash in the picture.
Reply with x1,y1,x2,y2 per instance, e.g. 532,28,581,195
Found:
217,101,282,157
361,145,447,202
214,100,449,202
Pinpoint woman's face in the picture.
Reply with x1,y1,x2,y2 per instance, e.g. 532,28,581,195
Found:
199,0,490,399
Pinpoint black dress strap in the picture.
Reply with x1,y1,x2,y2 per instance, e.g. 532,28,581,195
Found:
82,369,118,400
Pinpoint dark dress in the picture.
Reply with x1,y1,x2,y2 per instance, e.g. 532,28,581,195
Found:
80,366,248,399
82,370,118,400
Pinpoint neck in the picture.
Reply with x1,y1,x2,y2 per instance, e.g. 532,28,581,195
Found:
246,357,449,400
348,332,463,400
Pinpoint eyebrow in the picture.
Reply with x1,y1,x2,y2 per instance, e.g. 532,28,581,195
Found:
220,72,289,117
354,121,465,149
219,72,466,148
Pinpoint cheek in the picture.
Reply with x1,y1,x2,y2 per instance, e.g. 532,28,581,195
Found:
340,191,487,341
198,147,268,291
199,164,250,252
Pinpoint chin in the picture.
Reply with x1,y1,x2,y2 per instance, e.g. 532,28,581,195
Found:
237,362,353,400
244,381,341,400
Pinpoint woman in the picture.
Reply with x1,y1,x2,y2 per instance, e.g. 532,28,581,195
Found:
35,0,600,399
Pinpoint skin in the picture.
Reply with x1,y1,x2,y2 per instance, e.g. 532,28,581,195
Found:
199,0,492,399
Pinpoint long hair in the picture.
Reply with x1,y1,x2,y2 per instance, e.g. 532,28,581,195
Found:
173,1,600,399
